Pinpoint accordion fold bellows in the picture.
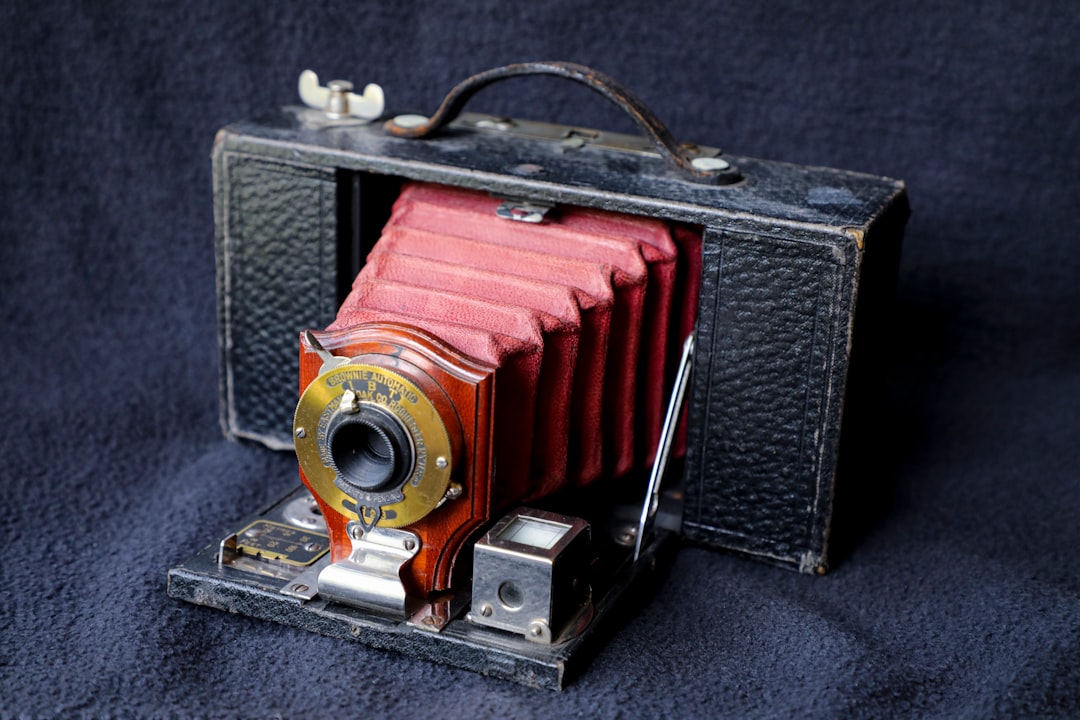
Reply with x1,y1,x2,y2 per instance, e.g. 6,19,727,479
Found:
344,182,694,488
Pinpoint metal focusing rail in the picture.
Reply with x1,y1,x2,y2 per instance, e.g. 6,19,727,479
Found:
168,329,693,688
167,485,678,690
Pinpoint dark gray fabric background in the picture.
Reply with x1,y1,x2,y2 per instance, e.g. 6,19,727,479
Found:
2,1,1077,717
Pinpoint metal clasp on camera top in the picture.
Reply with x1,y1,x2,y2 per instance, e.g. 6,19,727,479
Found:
494,197,553,224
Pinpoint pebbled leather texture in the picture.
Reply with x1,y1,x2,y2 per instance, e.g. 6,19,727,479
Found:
213,114,907,570
215,153,339,448
683,228,854,571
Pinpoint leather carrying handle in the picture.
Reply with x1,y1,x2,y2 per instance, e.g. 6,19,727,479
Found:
384,61,740,185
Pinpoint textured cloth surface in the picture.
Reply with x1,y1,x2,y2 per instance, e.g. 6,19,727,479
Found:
1,1,1077,718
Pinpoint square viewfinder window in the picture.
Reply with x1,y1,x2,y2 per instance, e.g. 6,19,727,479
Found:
497,516,571,550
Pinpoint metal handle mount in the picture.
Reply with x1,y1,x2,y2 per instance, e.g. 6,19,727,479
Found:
385,62,740,185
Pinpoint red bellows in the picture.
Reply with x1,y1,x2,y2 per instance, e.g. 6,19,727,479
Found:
333,181,699,501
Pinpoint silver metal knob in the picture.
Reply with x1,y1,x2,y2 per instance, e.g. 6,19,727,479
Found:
298,70,384,121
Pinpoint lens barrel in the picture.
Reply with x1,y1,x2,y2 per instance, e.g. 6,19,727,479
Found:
327,404,414,494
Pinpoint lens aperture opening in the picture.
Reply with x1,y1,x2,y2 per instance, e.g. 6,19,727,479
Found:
327,405,414,494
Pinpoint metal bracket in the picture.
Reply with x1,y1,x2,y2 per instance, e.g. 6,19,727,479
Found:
280,555,331,601
635,333,695,561
302,330,351,376
495,198,553,223
317,522,420,616
217,533,238,565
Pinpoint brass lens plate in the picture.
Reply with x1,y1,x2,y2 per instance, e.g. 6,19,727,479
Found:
294,363,453,528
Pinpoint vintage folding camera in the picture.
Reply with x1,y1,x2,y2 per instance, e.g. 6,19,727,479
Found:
168,63,908,689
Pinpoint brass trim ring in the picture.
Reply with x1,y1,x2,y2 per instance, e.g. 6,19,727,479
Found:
294,362,453,528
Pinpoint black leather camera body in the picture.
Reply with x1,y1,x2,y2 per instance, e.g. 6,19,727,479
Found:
169,63,908,688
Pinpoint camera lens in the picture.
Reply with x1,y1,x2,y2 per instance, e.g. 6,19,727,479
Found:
327,405,414,493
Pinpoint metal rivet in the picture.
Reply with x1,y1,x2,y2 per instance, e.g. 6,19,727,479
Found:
444,483,462,500
393,113,429,128
691,156,730,171
512,163,543,176
436,456,448,469
475,116,514,131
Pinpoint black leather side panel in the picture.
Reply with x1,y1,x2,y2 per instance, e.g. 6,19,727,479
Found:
216,154,338,447
683,227,855,571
